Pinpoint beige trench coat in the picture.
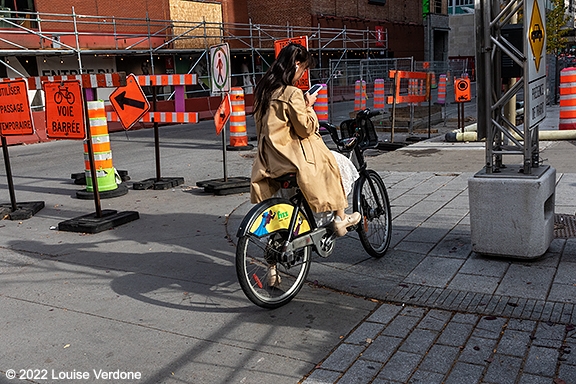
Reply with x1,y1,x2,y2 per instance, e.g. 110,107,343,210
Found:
250,85,348,213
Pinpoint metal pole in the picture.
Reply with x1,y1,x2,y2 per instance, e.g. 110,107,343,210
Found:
72,6,83,73
222,94,228,182
391,71,399,143
152,87,161,182
83,93,102,218
1,135,18,212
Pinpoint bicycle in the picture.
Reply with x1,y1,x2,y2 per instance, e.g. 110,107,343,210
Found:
54,86,75,105
235,109,392,309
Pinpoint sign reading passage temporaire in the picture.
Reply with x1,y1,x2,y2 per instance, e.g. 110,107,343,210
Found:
44,80,86,140
0,79,34,136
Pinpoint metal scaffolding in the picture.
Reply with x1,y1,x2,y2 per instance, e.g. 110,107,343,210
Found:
0,9,389,81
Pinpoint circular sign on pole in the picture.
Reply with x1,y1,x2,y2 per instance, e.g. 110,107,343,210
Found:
210,43,231,94
43,80,86,139
454,77,471,103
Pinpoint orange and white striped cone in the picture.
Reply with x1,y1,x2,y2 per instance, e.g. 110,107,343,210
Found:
354,80,362,111
431,72,437,89
437,75,447,105
560,67,576,130
313,84,329,121
227,87,253,151
361,80,367,110
77,100,128,199
373,79,385,111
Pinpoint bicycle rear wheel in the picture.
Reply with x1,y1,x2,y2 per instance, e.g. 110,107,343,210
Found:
236,199,312,309
353,169,392,258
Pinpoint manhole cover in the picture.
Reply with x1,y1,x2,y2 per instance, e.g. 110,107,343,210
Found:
554,214,576,238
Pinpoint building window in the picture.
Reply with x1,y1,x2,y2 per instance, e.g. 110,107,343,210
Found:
368,0,386,5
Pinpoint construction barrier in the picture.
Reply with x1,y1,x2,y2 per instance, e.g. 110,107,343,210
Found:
84,101,120,193
437,75,447,105
107,111,199,124
135,74,197,87
559,67,576,130
0,73,125,90
227,87,253,150
431,72,437,89
373,79,385,110
387,70,429,105
354,80,366,111
313,84,329,121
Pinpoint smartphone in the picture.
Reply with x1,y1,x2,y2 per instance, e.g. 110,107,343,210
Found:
305,84,323,96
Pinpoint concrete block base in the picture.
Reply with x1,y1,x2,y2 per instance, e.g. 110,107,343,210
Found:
468,166,556,259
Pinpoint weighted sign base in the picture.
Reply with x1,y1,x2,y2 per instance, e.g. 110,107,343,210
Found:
196,177,250,195
133,177,185,190
76,183,129,200
58,209,139,234
0,201,45,220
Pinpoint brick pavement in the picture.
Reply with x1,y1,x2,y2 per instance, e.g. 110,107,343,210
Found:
296,158,576,383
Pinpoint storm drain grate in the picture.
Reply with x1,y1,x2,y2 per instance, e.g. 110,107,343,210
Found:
554,214,576,239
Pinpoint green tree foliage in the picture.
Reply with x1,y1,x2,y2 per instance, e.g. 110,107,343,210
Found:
546,0,570,54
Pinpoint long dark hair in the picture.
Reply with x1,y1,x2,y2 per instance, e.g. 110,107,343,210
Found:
253,42,315,119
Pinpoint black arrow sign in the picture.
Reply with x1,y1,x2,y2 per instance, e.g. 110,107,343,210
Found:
113,91,145,110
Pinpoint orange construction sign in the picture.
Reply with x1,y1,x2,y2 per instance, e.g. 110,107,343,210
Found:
43,80,85,140
0,79,34,136
274,36,310,91
109,73,150,129
454,77,471,102
214,93,231,135
386,70,429,104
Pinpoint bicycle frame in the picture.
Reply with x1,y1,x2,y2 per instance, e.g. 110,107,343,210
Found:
236,189,336,260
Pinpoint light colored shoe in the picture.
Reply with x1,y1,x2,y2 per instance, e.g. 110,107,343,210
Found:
267,265,281,286
332,212,361,237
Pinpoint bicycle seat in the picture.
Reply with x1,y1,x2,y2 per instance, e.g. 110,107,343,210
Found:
274,173,298,189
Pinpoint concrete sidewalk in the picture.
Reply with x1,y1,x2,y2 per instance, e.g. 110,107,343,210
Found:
0,99,575,383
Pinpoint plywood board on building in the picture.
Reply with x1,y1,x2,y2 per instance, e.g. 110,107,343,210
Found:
169,0,223,49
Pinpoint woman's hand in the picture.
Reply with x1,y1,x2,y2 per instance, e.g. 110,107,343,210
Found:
304,92,317,107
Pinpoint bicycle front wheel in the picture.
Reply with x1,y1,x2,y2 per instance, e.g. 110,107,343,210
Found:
236,199,312,309
353,169,392,258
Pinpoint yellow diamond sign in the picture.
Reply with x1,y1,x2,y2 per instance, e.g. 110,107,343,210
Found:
529,0,544,72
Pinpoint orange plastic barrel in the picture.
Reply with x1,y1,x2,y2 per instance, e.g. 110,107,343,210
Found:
313,84,329,121
559,67,576,130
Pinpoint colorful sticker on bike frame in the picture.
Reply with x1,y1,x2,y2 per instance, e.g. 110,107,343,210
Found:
249,203,311,237
43,80,86,140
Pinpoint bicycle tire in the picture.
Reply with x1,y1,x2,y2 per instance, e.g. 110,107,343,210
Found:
353,169,392,258
66,92,75,104
235,198,312,309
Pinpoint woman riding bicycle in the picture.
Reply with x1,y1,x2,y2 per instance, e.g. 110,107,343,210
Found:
250,42,361,239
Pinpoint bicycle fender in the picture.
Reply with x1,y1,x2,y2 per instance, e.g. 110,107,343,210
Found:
236,198,311,238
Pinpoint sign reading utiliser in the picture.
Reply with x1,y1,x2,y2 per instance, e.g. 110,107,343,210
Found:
110,73,150,129
43,80,85,140
0,79,34,136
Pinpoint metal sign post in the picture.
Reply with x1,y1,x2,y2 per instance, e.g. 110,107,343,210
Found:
469,0,554,259
195,43,251,195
